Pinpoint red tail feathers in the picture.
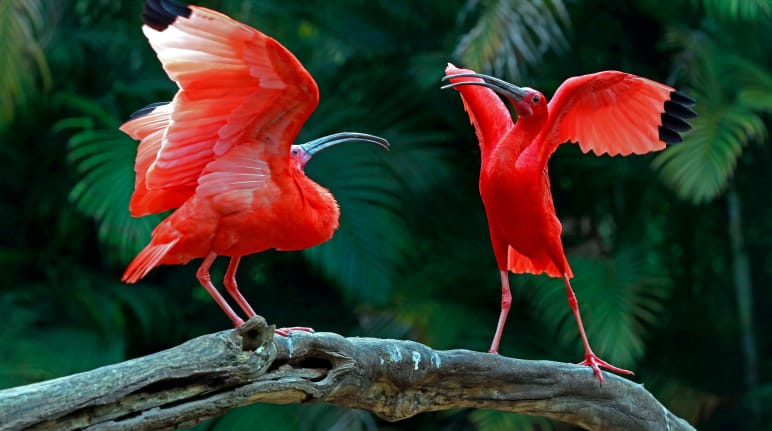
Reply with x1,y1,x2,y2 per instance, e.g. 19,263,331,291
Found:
507,246,573,278
122,238,180,283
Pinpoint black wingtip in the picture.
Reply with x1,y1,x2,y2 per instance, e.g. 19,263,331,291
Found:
671,90,695,106
142,0,192,31
659,90,697,145
129,101,170,120
658,126,684,144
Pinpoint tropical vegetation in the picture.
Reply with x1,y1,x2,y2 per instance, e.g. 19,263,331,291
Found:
1,0,770,429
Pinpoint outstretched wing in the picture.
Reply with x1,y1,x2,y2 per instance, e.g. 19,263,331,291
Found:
121,0,319,216
120,102,197,214
539,71,695,162
445,63,514,156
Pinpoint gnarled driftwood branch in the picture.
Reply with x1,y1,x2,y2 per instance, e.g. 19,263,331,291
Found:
0,316,696,431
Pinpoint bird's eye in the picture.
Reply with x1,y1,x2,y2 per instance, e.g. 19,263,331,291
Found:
291,149,298,156
532,95,540,104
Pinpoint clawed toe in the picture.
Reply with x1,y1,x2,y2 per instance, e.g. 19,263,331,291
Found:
579,354,634,383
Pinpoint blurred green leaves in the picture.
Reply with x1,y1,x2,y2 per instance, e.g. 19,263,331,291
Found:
0,271,176,388
468,410,553,431
0,0,769,430
454,0,570,80
693,0,772,21
0,0,51,130
56,95,163,264
198,403,377,431
653,28,772,204
300,65,455,304
515,247,673,368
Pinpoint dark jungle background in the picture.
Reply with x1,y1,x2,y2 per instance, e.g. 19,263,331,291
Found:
1,0,770,429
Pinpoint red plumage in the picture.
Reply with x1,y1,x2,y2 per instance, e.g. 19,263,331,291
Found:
121,0,388,330
443,63,695,382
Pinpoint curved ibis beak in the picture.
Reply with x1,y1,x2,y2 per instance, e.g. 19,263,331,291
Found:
441,72,527,101
300,132,390,156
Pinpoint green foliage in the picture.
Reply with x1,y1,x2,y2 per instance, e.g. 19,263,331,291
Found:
300,66,455,304
515,247,673,368
198,404,376,431
468,410,553,431
645,375,722,425
57,96,163,264
693,0,772,21
303,145,411,304
0,270,175,388
0,0,770,430
653,28,772,204
654,103,765,204
0,0,51,130
453,0,570,79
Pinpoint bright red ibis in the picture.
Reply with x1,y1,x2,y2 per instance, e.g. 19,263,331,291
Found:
442,63,695,381
120,0,389,332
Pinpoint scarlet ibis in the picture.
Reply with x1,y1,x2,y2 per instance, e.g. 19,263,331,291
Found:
442,63,695,381
120,0,389,332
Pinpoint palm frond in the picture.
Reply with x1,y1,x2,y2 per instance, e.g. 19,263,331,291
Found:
516,247,673,367
303,148,410,304
302,131,452,305
654,28,772,204
693,0,772,21
57,96,162,264
300,61,455,305
0,0,51,129
454,0,570,79
733,56,772,112
653,105,765,204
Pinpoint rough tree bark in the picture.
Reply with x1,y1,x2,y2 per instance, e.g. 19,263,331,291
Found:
0,316,696,431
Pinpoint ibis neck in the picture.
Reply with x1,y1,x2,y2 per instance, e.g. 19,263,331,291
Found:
290,168,341,246
487,116,545,170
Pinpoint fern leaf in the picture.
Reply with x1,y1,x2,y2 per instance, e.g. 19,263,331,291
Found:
300,64,455,305
58,100,162,264
654,105,765,204
0,0,51,129
517,247,673,367
454,0,570,79
694,0,772,21
657,28,771,204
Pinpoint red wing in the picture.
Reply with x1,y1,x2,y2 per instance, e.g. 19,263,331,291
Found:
122,1,319,215
445,63,514,155
539,71,691,161
195,144,272,197
120,102,195,215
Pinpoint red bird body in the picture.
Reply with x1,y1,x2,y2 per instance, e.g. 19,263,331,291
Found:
121,0,388,329
444,63,695,381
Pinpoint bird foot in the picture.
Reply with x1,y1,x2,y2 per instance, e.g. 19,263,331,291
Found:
578,353,634,383
274,326,315,337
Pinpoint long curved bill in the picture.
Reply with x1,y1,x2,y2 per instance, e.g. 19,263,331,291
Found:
300,132,390,156
441,73,527,101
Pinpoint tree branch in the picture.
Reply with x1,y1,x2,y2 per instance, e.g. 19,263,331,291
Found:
0,316,696,431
